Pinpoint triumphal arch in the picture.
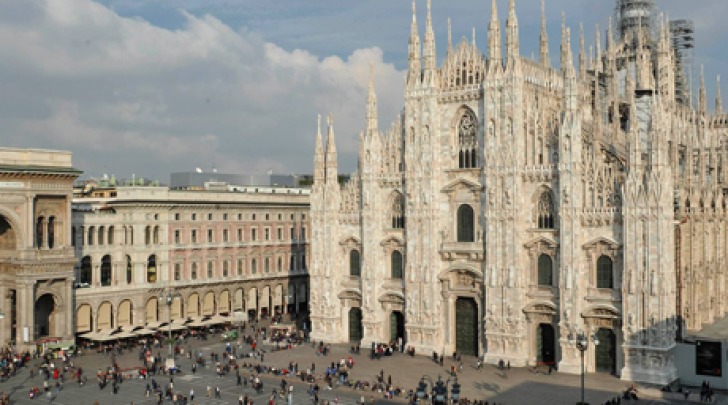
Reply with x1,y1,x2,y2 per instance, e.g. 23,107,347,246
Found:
0,148,81,351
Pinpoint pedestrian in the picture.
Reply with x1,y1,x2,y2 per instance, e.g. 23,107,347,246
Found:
190,388,194,401
207,385,212,398
215,385,221,399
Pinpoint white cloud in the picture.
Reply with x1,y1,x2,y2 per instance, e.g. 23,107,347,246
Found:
0,0,404,179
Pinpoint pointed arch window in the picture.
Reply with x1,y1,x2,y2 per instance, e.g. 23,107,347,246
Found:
457,204,475,242
349,250,361,277
147,254,157,283
391,250,403,279
537,191,555,229
36,216,45,248
80,256,92,284
101,255,112,286
126,255,132,284
537,254,553,286
458,110,479,169
391,193,405,229
596,256,613,289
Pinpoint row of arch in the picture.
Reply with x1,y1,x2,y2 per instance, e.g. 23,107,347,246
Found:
349,250,403,279
35,216,57,249
72,225,156,247
536,254,614,288
78,255,154,286
76,284,308,333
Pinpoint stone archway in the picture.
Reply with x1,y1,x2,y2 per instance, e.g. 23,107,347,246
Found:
98,301,114,331
0,215,18,250
202,291,215,316
34,294,55,338
76,304,93,333
187,293,200,317
117,300,133,327
219,290,230,315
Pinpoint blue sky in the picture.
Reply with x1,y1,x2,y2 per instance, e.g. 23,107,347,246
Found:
1,0,725,181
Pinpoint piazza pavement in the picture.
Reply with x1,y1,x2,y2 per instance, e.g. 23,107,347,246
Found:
0,322,725,405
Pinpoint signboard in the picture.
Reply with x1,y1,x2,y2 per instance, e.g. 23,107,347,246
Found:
696,340,722,377
0,182,23,188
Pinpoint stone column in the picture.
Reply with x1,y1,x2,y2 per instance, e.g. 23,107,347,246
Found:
16,280,34,346
0,285,7,347
64,279,74,340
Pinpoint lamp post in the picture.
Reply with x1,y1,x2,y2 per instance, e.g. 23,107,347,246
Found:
415,374,460,404
570,332,600,405
161,289,179,357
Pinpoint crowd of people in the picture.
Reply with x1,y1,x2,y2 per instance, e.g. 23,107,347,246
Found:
0,318,719,404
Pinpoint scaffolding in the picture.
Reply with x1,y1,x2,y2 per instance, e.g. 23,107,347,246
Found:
670,19,695,106
614,0,656,42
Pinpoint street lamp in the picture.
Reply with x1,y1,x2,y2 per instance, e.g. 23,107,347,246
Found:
160,289,180,357
569,332,599,405
415,375,460,404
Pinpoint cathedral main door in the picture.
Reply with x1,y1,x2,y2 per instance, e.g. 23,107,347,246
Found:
348,308,363,343
455,298,478,356
389,311,404,343
595,328,616,374
537,323,556,365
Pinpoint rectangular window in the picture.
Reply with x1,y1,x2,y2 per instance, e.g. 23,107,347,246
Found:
223,229,229,242
237,259,243,276
290,228,296,240
252,228,257,241
207,261,214,278
237,228,243,242
174,213,180,221
208,213,213,221
223,213,228,221
192,213,197,221
265,228,270,241
174,230,180,244
191,229,197,244
207,229,213,243
301,227,306,240
302,254,307,270
277,228,283,240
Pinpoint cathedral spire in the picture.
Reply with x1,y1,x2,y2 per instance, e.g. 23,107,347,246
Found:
314,114,325,183
595,24,601,72
422,0,436,86
505,0,519,60
539,0,550,67
366,62,378,134
447,18,453,55
699,65,707,113
716,76,723,114
488,0,502,64
325,113,338,182
579,23,586,77
607,16,614,53
560,13,567,70
408,0,421,87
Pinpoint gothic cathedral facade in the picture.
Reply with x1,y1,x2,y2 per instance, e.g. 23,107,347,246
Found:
310,0,727,386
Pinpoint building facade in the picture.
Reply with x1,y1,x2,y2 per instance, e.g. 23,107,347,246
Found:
310,0,728,386
0,148,81,351
72,184,310,337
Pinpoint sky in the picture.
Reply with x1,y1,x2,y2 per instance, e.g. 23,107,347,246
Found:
1,0,726,182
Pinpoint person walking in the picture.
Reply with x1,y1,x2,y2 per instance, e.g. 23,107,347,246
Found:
189,388,194,402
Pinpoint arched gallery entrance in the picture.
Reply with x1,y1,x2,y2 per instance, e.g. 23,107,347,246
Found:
34,294,55,339
455,297,478,356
